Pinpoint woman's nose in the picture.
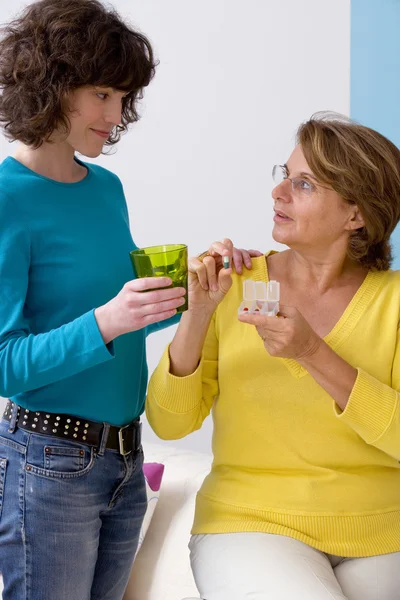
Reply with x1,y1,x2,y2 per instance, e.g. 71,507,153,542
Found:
272,180,292,202
104,102,122,127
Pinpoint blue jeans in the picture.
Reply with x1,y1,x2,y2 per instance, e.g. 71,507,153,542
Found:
0,417,147,600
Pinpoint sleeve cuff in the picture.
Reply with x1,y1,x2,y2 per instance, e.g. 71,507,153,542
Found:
334,368,398,443
84,310,115,359
149,345,203,413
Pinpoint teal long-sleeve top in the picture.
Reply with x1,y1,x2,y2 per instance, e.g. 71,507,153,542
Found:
0,156,179,426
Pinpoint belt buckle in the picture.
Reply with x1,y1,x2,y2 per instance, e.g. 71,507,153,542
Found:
118,424,132,456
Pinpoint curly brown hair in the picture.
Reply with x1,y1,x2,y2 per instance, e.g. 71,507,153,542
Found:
297,112,400,271
0,0,156,148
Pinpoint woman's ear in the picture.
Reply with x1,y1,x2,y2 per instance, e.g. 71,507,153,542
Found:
346,206,365,231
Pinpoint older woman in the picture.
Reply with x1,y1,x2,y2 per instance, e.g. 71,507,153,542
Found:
146,113,400,600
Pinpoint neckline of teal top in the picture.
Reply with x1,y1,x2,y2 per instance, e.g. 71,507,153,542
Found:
5,155,92,188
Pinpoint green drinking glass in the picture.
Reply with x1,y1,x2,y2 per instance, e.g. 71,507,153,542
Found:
130,244,188,313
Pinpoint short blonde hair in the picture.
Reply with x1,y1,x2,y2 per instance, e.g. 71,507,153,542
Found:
297,112,400,271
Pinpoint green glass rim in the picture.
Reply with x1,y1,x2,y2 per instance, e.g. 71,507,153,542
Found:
130,244,187,257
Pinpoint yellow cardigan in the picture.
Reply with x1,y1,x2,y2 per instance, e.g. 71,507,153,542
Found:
146,254,400,557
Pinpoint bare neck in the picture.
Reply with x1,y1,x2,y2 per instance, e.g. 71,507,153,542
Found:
14,142,87,183
274,249,367,294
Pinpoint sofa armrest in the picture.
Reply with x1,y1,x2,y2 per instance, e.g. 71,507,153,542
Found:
123,443,212,600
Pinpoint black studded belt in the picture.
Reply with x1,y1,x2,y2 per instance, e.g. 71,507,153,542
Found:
2,400,141,456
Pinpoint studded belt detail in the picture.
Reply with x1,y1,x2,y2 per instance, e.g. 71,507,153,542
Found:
2,400,141,456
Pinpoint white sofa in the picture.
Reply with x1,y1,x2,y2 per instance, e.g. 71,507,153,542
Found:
124,441,212,600
0,442,211,600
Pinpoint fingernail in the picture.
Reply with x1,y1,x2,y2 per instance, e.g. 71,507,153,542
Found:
223,256,230,269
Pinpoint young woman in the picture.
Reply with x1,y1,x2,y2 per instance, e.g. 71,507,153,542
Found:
0,1,257,598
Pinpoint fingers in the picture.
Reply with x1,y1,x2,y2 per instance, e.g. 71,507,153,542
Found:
256,330,282,345
238,313,284,349
194,239,260,286
238,313,275,326
232,248,242,274
141,308,179,326
126,281,186,306
239,305,297,326
189,257,210,290
277,304,297,318
241,250,253,270
127,277,173,292
238,312,285,332
217,265,233,294
203,255,218,292
199,241,261,275
199,242,261,271
141,295,186,316
197,250,210,261
190,253,227,292
232,248,252,274
208,238,233,260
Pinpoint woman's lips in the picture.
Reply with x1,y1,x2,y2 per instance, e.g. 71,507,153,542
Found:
91,129,110,139
273,210,293,223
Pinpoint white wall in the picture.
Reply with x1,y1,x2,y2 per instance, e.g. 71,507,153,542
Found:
0,0,350,453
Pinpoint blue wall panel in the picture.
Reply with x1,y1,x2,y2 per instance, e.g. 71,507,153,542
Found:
351,0,400,265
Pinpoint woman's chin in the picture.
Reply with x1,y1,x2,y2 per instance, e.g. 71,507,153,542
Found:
77,146,103,159
272,227,292,245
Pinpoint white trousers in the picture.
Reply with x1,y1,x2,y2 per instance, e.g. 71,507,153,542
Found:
189,533,400,600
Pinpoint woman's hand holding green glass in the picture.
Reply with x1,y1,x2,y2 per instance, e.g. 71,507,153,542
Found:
94,277,186,344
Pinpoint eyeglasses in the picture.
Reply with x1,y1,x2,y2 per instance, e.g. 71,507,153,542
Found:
272,164,331,197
